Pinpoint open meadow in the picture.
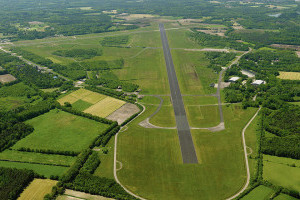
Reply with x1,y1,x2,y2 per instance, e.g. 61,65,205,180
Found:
18,179,57,200
240,185,274,200
12,109,109,152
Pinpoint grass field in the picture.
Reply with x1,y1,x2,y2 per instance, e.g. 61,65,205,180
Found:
171,49,217,95
12,109,109,152
19,179,57,200
240,185,274,200
0,150,75,166
149,97,176,127
166,29,203,49
93,136,115,179
117,104,258,200
244,114,259,178
84,96,126,117
277,71,300,80
263,155,300,192
183,96,218,105
0,161,67,178
186,105,220,127
0,96,28,112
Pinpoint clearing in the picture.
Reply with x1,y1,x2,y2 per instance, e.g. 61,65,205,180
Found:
0,74,16,83
12,109,109,152
18,179,57,200
277,71,300,80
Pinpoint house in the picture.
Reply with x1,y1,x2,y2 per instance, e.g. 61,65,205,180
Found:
228,77,240,82
251,80,265,86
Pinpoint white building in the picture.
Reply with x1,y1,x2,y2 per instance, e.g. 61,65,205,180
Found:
252,80,265,86
228,77,240,82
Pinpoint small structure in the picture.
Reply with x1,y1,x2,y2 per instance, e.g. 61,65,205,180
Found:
252,80,265,86
75,80,84,87
228,77,240,82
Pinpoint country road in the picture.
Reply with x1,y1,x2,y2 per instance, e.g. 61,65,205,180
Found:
159,23,198,164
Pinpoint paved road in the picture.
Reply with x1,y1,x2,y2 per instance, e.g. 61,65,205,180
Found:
159,24,198,164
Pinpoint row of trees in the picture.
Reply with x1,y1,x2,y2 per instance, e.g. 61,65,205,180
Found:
79,152,100,174
86,78,139,92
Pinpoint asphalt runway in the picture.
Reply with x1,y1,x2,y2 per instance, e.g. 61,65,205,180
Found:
159,24,198,164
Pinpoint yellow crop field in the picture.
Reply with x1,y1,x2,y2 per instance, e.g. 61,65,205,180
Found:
69,88,93,99
18,179,57,200
82,92,106,104
57,95,78,105
84,97,126,117
278,72,300,80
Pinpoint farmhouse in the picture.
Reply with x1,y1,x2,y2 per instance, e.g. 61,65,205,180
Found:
228,77,240,82
252,80,265,86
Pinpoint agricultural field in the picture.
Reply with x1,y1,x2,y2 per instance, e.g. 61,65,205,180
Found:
57,189,113,200
12,109,109,152
116,104,258,200
274,194,298,200
263,155,300,192
58,88,126,118
240,185,274,200
18,179,57,200
277,71,300,80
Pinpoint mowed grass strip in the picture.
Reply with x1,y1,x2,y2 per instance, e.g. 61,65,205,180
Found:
240,185,274,200
12,109,109,152
0,150,76,166
263,155,300,192
278,71,300,80
0,161,67,178
19,179,57,200
84,97,126,118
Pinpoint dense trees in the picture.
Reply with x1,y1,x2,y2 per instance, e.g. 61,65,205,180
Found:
0,167,35,200
205,52,236,72
189,30,249,51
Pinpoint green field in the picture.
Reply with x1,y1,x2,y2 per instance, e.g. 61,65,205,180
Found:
183,96,218,105
12,109,109,152
240,185,274,200
274,193,298,200
149,97,176,127
166,29,203,49
263,155,300,192
117,104,258,200
244,114,259,177
0,150,75,166
71,99,93,111
0,161,67,178
171,49,217,95
186,105,220,127
93,136,115,179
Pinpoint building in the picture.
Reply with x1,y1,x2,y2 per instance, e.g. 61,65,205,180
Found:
228,77,240,82
252,80,265,86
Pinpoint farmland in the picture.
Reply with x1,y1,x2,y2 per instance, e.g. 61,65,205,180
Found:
277,71,300,80
12,109,109,152
18,179,57,200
